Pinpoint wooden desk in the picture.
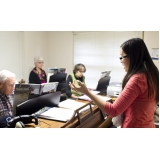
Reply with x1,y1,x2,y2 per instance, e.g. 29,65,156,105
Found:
25,118,65,128
26,98,112,128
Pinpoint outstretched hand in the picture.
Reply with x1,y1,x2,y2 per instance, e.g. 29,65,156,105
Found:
69,80,89,95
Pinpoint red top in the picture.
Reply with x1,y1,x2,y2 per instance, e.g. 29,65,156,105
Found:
104,74,156,128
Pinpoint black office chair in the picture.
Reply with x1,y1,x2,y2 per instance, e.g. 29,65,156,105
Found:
49,73,67,83
49,73,67,102
56,82,67,102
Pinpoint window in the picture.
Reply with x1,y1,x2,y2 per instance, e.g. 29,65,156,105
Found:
73,31,142,88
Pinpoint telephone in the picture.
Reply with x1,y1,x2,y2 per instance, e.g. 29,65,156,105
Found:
7,115,38,128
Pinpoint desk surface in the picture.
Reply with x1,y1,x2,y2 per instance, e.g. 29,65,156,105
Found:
26,97,113,128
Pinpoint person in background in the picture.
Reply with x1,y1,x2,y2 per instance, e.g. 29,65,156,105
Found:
29,56,47,84
66,63,86,99
69,38,159,128
0,70,16,116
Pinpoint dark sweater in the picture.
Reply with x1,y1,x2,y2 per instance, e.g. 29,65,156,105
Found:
29,68,47,84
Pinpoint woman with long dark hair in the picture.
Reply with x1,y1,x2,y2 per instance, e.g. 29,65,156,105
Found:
69,38,159,128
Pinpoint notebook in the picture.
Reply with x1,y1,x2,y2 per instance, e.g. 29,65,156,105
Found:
38,107,75,122
37,99,86,122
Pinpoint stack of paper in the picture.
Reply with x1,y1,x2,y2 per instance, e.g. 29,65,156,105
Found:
59,99,87,110
39,107,75,122
38,99,91,122
90,90,100,95
59,99,94,113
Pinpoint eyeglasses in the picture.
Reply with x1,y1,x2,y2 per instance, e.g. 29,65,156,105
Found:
38,62,44,64
119,55,129,60
78,70,85,73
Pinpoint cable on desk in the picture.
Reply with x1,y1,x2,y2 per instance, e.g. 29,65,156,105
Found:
38,120,51,128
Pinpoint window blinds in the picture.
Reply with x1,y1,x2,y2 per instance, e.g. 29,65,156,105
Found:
73,31,143,88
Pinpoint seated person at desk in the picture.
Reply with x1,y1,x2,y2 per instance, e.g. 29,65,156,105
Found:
0,70,16,117
29,56,47,84
69,38,159,128
66,63,86,99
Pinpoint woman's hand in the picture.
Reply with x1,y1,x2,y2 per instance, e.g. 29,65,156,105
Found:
69,80,89,95
69,80,107,113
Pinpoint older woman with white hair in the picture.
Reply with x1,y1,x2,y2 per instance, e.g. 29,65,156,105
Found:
0,70,16,116
29,56,47,84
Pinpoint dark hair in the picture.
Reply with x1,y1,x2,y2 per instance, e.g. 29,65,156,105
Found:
120,38,159,103
73,63,86,74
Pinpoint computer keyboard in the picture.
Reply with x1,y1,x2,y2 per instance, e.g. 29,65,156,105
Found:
33,107,51,115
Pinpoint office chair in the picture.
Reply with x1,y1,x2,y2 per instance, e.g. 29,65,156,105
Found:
56,82,67,102
49,73,67,83
49,73,67,102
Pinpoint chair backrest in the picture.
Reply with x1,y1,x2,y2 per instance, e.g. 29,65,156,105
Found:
49,73,67,83
56,82,67,102
56,82,66,94
49,73,67,102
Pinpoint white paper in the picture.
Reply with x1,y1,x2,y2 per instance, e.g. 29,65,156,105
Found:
40,107,75,122
59,99,87,110
32,88,40,94
42,82,58,92
78,94,111,102
78,95,93,101
90,90,100,95
151,48,159,60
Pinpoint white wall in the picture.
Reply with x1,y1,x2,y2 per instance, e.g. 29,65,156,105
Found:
144,31,159,69
48,31,73,76
23,31,48,82
0,31,73,82
0,31,23,81
0,31,158,83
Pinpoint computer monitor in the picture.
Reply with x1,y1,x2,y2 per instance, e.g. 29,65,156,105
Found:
48,68,66,75
96,76,111,93
100,71,111,79
16,92,61,116
48,68,58,74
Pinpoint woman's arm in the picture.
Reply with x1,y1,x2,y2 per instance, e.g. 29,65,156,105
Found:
70,80,106,111
29,71,35,83
70,74,147,116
